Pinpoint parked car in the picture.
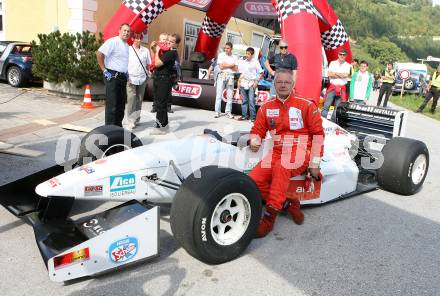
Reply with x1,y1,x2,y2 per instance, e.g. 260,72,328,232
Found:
0,41,38,87
392,62,428,95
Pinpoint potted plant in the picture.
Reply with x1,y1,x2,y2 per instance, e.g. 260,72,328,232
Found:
31,31,104,98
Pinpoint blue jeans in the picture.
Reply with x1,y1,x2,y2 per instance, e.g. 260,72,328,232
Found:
240,86,256,120
321,90,342,121
215,74,234,113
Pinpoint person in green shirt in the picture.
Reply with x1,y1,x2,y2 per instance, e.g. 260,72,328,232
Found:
416,64,440,114
349,60,373,104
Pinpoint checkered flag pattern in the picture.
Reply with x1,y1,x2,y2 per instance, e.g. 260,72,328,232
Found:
202,16,227,38
124,0,164,25
321,20,349,50
275,0,322,22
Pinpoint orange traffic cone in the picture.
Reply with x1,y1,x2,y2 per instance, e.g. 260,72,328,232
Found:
81,84,94,109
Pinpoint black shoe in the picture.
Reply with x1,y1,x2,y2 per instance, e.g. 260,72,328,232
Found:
151,107,157,113
167,108,174,113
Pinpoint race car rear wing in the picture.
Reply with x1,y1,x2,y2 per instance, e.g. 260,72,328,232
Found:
335,102,408,140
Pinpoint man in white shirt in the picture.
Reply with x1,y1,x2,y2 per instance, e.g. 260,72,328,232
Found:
236,47,263,122
214,42,238,119
321,49,351,121
124,32,151,130
96,23,130,127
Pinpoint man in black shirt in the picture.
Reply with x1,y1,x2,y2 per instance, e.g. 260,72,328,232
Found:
265,40,297,97
150,33,180,135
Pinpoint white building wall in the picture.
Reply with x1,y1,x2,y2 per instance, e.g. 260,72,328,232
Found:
68,0,97,34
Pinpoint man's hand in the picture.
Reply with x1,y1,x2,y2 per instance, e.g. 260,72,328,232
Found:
253,81,259,89
103,69,112,81
308,167,321,180
250,138,261,152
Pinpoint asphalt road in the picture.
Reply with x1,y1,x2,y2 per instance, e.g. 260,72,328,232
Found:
0,91,439,296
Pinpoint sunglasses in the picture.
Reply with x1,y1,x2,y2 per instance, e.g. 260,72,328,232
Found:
280,46,288,49
339,53,347,56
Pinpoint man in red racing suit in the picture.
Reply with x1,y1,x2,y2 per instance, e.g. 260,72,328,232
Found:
249,69,324,238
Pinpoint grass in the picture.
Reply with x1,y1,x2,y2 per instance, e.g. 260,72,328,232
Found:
390,93,440,121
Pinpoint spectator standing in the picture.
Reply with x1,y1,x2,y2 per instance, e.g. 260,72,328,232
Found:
150,33,169,113
265,40,297,97
150,33,180,135
346,58,359,98
214,42,238,119
416,64,440,114
349,61,373,105
321,49,351,121
96,23,130,127
373,71,381,91
236,47,263,122
124,32,151,130
376,63,395,108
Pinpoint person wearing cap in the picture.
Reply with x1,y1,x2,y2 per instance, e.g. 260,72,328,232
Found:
321,49,351,121
265,40,297,98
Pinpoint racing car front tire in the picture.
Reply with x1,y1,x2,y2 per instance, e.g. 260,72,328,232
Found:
77,125,143,165
378,137,429,195
170,166,262,264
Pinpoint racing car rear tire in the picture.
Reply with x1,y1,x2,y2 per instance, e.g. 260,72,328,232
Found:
77,125,143,166
170,166,262,264
378,137,429,195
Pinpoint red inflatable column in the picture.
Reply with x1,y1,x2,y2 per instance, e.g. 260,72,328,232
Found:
275,0,323,104
194,0,242,60
312,0,352,63
103,0,181,41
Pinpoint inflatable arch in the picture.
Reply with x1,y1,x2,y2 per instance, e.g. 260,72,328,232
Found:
103,0,352,104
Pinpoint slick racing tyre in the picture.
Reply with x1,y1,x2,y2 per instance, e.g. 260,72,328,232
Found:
170,166,262,264
377,137,429,195
77,125,143,166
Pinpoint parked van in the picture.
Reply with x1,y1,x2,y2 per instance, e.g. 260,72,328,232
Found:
393,63,428,95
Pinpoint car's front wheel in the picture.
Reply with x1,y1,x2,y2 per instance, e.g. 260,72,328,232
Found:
77,125,143,166
170,166,262,264
7,66,24,87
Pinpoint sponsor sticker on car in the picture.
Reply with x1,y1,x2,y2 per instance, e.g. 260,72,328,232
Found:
110,174,136,197
84,185,103,197
172,83,202,99
48,178,60,188
79,165,95,174
108,237,138,263
53,248,90,269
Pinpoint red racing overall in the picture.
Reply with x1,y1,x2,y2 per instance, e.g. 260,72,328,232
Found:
249,94,324,234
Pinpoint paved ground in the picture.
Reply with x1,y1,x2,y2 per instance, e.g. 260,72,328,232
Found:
0,83,439,296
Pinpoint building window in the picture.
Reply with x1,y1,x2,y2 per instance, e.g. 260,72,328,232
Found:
251,32,264,48
227,32,242,45
184,22,201,61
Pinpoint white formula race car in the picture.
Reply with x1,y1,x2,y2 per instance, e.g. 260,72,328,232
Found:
0,103,429,282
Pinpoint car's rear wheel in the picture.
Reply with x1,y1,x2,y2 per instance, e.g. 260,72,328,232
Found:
377,137,429,195
77,125,143,166
170,166,262,264
7,66,24,87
